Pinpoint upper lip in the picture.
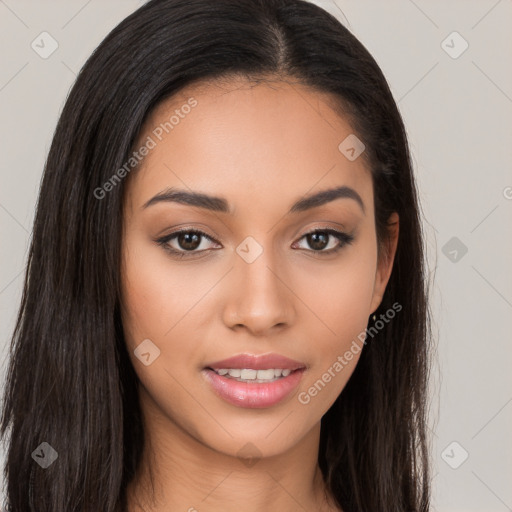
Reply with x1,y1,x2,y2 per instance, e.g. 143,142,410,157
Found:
205,353,306,371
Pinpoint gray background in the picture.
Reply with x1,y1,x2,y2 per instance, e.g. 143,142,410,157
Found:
1,1,511,510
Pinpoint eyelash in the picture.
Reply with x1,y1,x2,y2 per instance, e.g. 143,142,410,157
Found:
156,227,354,259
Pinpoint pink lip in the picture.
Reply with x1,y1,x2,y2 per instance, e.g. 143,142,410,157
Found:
203,353,307,409
206,353,306,371
202,367,305,409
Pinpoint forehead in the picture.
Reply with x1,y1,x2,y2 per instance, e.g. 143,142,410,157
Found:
125,76,373,217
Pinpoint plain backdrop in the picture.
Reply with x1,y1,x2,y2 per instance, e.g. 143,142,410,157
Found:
0,1,511,510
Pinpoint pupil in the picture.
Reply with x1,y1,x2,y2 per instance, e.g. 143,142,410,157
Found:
309,232,328,250
179,232,200,250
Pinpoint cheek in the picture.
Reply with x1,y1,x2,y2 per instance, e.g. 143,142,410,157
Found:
121,238,208,348
120,241,211,425
120,237,223,389
293,236,377,340
291,237,377,407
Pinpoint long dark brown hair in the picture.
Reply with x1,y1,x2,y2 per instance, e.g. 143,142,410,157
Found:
1,0,432,510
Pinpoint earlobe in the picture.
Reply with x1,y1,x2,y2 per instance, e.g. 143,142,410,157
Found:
370,212,399,314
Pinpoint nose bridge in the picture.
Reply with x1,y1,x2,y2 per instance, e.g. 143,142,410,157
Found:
223,234,294,333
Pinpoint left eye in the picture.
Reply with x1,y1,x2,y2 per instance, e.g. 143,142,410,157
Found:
293,228,354,254
156,227,354,258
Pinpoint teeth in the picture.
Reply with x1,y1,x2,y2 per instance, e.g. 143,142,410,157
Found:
256,369,275,380
212,368,295,382
240,369,257,380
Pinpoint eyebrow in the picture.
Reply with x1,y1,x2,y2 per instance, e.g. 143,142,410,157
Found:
142,185,365,215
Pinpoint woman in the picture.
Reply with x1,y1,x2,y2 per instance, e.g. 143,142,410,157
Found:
0,0,432,510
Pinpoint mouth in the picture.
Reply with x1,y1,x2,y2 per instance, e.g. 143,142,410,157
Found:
205,367,301,383
202,353,307,409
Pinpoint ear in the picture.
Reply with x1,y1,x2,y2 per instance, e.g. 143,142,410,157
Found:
369,212,399,314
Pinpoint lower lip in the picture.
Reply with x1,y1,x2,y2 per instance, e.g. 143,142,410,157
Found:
202,368,305,409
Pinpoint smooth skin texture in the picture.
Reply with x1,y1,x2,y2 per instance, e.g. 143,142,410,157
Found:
121,77,399,512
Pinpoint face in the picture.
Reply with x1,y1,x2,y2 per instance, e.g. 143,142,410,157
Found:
120,77,398,460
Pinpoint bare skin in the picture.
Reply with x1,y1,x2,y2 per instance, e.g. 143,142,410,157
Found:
121,76,399,512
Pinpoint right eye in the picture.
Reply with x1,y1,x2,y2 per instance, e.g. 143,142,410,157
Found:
156,229,221,258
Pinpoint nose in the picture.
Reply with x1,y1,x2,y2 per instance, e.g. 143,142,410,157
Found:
222,248,296,336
